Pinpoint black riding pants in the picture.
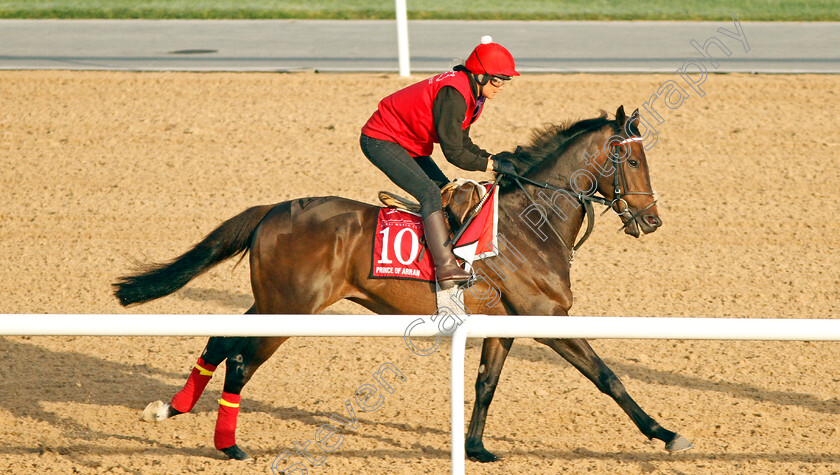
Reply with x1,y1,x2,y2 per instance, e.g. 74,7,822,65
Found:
360,134,449,219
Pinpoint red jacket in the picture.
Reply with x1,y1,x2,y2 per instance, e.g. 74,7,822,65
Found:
362,71,483,157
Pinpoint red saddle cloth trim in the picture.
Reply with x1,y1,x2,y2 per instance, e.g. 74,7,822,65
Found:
371,183,497,282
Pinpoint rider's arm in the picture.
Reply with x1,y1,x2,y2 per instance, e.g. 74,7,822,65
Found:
433,86,491,172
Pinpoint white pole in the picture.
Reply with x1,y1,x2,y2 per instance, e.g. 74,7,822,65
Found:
395,0,410,77
450,319,470,475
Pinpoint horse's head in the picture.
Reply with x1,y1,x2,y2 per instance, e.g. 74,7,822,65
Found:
503,107,661,239
591,106,661,237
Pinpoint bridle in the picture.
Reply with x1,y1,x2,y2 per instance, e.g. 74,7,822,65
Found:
506,127,657,264
605,135,658,234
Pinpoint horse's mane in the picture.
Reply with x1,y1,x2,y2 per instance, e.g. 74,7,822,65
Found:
499,113,614,189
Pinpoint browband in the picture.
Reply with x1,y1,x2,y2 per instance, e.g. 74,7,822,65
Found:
615,136,644,145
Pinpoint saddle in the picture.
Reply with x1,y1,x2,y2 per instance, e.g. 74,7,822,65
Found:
378,179,488,230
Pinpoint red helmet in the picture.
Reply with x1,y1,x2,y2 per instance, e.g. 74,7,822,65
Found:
464,36,520,77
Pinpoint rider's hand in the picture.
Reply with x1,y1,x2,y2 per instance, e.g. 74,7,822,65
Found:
492,153,519,176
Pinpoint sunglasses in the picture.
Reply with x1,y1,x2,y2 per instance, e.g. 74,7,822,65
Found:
489,76,510,87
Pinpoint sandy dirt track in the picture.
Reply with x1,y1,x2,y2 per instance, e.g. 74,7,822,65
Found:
0,71,838,474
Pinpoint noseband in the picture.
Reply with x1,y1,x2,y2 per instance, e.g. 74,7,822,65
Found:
507,131,657,263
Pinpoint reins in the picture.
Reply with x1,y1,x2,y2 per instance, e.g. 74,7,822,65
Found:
509,174,599,264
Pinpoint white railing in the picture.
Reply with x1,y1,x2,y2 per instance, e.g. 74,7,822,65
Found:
0,314,436,337
449,316,840,474
2,314,839,474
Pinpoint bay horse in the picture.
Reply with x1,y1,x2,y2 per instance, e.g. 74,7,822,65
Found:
113,105,692,463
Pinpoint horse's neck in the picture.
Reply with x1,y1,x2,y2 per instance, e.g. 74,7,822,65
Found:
528,127,607,189
498,128,606,260
497,182,586,264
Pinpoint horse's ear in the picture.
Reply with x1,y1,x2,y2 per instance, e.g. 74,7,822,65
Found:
615,105,626,125
626,108,641,136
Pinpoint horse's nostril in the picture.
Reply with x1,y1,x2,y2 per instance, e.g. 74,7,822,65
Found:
646,216,662,227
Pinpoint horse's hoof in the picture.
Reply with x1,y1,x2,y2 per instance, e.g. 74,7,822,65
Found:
665,434,693,452
221,445,253,461
466,446,500,463
140,400,169,422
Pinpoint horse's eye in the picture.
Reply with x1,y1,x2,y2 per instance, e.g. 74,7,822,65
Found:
628,159,640,168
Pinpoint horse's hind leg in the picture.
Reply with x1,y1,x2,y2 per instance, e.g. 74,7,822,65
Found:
140,336,247,422
465,337,514,462
214,336,288,460
140,306,255,423
535,337,693,452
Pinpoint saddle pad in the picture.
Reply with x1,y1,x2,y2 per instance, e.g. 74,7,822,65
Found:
371,183,499,282
371,208,436,282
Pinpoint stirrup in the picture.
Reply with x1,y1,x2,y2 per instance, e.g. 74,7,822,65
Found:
436,272,482,290
460,273,484,289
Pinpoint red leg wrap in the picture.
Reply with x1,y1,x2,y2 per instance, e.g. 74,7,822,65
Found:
214,392,241,450
169,357,217,413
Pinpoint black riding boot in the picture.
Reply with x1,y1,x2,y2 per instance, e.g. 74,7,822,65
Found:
423,210,472,287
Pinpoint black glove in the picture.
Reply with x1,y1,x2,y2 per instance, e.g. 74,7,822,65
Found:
492,153,519,176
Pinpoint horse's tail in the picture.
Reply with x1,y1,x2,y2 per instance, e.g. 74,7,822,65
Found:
113,204,275,307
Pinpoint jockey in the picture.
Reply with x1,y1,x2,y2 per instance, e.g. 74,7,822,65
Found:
360,36,520,287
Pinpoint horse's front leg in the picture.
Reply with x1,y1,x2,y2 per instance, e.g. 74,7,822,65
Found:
465,337,514,462
535,337,693,452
